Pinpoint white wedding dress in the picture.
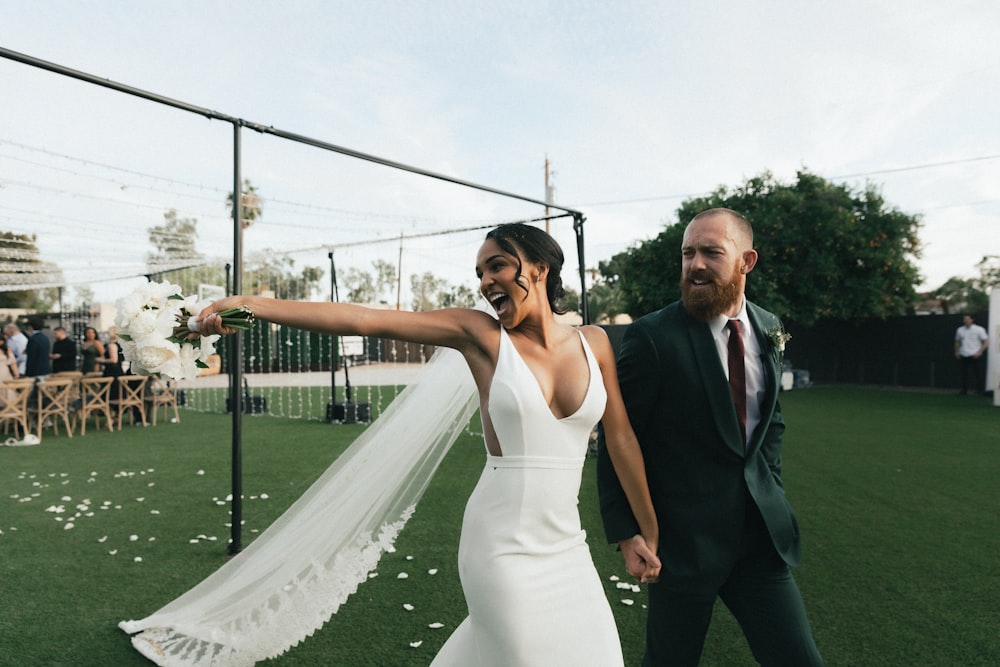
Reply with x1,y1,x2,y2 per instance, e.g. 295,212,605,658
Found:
430,327,624,666
119,313,624,666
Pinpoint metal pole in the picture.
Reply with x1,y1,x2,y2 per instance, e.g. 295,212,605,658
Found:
573,214,590,325
328,251,337,421
229,124,244,555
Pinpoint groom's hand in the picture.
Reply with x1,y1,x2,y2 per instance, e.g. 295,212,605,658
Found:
618,534,660,584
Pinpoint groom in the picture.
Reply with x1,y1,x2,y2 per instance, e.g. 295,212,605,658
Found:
598,208,823,665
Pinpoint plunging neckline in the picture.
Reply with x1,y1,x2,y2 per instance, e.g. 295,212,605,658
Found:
503,328,594,422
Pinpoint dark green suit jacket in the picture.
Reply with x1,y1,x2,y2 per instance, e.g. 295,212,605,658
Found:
598,300,801,587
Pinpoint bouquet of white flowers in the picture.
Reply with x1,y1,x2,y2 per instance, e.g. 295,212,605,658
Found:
114,281,254,380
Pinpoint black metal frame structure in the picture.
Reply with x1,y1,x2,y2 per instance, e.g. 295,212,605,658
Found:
2,46,590,553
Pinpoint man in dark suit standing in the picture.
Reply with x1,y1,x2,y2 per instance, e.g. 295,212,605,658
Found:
24,318,53,378
598,208,822,666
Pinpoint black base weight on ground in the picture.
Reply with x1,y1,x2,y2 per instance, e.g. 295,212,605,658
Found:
327,401,370,424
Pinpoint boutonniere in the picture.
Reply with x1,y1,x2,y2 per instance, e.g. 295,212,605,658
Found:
767,326,791,353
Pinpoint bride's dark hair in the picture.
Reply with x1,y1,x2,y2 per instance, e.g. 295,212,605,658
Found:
485,223,567,314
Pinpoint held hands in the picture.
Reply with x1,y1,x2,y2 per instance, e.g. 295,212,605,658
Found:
619,534,661,584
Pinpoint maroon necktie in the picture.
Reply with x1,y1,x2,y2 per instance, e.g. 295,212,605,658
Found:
726,319,747,445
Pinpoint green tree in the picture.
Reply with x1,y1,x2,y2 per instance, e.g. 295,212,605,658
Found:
341,259,398,304
146,209,210,294
372,259,398,305
246,254,323,301
0,231,62,309
932,255,999,313
410,272,447,312
226,179,263,229
409,272,476,311
585,280,626,323
71,285,96,310
343,267,376,303
602,170,922,325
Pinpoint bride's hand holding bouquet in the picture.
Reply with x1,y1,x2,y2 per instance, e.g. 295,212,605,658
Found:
194,295,259,337
115,282,255,381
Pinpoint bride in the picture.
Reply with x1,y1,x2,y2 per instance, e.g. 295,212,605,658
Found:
122,223,659,666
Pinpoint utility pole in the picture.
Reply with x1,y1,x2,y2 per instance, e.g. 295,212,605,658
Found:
544,157,552,234
396,232,404,310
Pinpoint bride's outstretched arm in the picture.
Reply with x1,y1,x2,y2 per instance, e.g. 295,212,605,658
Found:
583,326,660,583
197,295,492,352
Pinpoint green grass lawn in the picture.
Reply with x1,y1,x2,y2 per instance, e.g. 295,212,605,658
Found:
1,387,997,666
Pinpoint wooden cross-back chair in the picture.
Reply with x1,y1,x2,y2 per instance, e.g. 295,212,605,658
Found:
146,377,180,426
78,376,114,435
35,376,77,440
0,378,36,441
110,375,149,430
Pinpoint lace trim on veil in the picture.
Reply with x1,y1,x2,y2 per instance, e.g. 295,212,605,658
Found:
120,344,478,666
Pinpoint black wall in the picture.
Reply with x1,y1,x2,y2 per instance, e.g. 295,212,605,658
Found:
602,311,989,391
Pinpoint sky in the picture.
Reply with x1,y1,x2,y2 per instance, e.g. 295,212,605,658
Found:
1,0,998,306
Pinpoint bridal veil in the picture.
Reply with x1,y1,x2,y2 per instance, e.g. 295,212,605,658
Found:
120,345,478,666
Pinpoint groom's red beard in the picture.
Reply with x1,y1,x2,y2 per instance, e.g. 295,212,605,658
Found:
680,260,742,322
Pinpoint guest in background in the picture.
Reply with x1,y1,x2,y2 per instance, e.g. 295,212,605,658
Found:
50,326,78,373
80,326,105,373
4,323,28,376
24,319,52,378
0,337,19,382
954,314,989,396
96,327,125,387
96,326,144,424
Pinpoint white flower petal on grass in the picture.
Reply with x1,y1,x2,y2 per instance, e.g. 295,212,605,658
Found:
129,535,139,541
61,496,72,502
98,536,108,543
621,599,635,606
631,584,641,593
189,539,200,544
616,582,632,590
64,522,74,530
196,470,205,475
109,549,118,555
368,573,379,579
428,623,444,629
133,557,142,563
403,604,414,611
406,555,414,561
148,537,156,542
428,568,438,575
397,572,409,579
45,505,65,514
259,493,269,500
150,510,160,515
409,641,423,648
609,575,620,581
135,497,145,502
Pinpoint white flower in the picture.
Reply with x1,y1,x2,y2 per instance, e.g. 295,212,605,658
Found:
114,281,240,380
767,326,792,353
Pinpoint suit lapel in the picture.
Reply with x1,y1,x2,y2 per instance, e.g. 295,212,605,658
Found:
683,310,746,457
746,303,779,453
